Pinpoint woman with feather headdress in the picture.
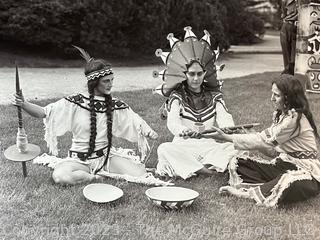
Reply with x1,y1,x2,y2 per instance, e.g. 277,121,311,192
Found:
12,46,170,186
153,27,239,179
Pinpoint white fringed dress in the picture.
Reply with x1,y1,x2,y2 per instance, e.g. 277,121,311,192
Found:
34,93,171,186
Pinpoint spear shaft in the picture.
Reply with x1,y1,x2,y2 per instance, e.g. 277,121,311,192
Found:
15,64,23,129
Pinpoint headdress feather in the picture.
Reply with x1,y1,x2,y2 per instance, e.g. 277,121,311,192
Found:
72,45,113,81
153,26,224,96
73,45,93,63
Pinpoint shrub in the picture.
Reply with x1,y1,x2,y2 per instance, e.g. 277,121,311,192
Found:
0,0,265,57
219,0,265,44
0,0,84,54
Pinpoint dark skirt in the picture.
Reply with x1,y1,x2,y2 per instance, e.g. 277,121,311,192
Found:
227,153,320,207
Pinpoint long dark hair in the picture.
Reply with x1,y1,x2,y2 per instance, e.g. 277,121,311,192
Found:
272,74,319,140
86,59,113,171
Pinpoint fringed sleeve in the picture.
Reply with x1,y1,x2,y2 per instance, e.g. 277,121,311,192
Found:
112,107,153,161
43,98,75,155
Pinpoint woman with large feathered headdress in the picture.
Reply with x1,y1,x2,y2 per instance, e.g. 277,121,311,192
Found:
153,27,238,179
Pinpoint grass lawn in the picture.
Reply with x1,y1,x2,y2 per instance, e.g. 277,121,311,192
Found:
1,72,320,240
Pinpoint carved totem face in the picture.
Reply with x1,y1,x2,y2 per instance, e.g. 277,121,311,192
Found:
307,56,320,90
306,70,320,90
309,5,320,32
308,5,320,54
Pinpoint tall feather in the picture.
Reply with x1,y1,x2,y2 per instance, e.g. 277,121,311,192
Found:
73,45,93,62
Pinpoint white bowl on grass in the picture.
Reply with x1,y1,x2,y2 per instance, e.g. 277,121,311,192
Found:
83,183,123,203
145,186,199,210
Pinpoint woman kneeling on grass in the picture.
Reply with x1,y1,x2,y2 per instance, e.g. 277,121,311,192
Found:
12,47,163,185
206,74,320,207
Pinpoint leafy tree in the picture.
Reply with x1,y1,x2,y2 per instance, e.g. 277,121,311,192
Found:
0,0,265,57
219,0,265,44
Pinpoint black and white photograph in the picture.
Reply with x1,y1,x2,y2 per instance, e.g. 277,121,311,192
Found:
1,0,320,239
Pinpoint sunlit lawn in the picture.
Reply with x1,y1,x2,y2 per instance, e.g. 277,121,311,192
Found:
1,72,320,240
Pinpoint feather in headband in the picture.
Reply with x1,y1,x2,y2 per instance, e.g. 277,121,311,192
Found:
73,45,113,81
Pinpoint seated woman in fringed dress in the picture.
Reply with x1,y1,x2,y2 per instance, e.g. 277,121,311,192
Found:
204,74,320,207
152,27,238,179
12,46,170,186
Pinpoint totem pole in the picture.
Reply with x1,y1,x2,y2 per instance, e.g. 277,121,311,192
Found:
296,0,320,93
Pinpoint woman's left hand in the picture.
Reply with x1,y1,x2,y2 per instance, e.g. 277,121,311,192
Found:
203,126,233,142
147,130,158,140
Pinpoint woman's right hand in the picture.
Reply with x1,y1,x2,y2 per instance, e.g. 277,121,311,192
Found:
11,93,46,118
12,93,25,107
179,129,201,139
146,130,158,140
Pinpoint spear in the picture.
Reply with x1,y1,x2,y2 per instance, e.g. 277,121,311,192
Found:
15,63,28,153
16,63,23,130
4,63,41,177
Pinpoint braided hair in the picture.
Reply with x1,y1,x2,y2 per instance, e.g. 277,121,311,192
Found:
98,93,113,173
74,45,114,170
87,77,113,173
87,78,99,158
86,63,113,167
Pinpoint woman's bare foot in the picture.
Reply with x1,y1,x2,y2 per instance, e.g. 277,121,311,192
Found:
219,186,251,198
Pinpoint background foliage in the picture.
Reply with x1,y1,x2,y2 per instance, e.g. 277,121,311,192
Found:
0,0,265,58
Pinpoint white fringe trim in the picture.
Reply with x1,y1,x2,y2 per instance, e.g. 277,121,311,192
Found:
279,153,320,182
228,153,277,187
248,186,266,205
227,151,320,207
223,171,313,208
137,124,150,162
43,113,59,156
263,170,313,207
33,153,173,186
33,153,67,169
228,156,243,187
97,171,174,186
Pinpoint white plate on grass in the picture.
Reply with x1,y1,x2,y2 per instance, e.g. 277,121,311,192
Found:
83,183,123,203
